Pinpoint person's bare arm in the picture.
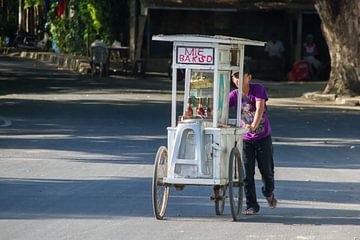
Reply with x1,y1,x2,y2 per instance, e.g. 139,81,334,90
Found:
248,99,265,132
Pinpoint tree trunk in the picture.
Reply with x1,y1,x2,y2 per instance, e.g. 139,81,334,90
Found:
18,0,25,31
314,0,360,96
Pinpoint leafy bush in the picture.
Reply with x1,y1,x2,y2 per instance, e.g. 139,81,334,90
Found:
49,0,112,55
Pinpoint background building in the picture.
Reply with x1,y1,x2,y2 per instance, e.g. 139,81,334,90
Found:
132,0,329,79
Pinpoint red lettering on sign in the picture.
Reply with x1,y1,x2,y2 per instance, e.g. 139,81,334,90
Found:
177,47,213,64
185,48,195,56
198,56,205,63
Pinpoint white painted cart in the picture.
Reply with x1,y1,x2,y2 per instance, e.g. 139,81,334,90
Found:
151,35,265,221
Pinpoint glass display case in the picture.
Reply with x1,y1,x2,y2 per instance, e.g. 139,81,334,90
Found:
187,70,214,119
182,69,230,126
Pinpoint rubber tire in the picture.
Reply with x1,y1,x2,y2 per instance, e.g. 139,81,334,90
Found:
152,146,170,220
228,147,244,221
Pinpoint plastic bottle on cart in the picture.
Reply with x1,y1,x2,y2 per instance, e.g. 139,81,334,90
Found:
184,97,193,118
204,97,212,117
196,98,205,117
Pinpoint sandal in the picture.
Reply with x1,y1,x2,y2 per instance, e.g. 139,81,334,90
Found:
266,194,278,208
242,207,258,215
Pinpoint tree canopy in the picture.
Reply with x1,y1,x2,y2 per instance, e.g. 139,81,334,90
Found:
47,0,128,55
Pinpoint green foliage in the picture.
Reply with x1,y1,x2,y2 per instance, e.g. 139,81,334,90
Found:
24,0,44,9
0,37,5,48
86,3,101,32
49,0,114,54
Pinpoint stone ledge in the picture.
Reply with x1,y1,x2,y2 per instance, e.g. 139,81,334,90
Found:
337,98,360,106
0,47,17,55
303,91,337,101
304,91,360,106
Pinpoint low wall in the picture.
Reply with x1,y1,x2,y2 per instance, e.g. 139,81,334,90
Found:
0,48,90,74
1,48,170,75
18,51,90,74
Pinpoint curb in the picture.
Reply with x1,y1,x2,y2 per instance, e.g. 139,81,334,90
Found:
337,98,360,106
303,91,360,106
303,91,336,101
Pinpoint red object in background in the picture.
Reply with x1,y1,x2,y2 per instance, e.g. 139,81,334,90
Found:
288,60,312,81
57,0,68,17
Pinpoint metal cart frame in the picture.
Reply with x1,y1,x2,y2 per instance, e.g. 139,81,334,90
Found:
151,35,265,221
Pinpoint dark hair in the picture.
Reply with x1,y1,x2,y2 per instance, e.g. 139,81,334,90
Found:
232,71,239,79
232,64,251,78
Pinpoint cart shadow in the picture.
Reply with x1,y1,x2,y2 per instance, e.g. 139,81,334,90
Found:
163,202,360,226
161,179,360,226
0,177,359,224
164,211,360,226
163,204,360,226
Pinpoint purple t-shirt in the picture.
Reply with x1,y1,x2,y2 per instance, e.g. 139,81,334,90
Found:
229,83,272,140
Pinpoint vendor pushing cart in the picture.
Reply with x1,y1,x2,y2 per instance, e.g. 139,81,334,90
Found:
151,35,265,221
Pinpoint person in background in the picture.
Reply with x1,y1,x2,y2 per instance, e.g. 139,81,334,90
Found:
265,34,285,59
91,34,108,51
229,65,277,215
303,34,322,77
90,34,109,76
264,34,285,77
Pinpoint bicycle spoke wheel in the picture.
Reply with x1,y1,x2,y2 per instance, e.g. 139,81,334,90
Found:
228,147,244,221
152,146,170,220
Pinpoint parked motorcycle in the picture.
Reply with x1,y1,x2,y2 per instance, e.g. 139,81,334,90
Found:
13,31,36,50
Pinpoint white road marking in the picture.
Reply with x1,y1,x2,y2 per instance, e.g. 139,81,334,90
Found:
0,116,12,127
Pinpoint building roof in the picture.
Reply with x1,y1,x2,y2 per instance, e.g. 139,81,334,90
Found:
152,34,266,46
141,0,315,11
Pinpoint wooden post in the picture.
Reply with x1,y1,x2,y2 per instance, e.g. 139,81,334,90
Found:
129,0,136,62
135,15,147,60
295,12,303,61
18,0,25,31
288,12,295,66
146,12,151,59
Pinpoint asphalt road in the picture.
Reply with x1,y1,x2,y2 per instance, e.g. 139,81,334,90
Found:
0,56,359,240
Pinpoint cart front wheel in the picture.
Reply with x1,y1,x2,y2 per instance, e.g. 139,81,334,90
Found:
228,146,244,221
213,186,226,215
152,146,170,220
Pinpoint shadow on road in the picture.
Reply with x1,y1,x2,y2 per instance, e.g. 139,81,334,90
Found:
0,56,175,96
0,98,171,165
0,177,358,226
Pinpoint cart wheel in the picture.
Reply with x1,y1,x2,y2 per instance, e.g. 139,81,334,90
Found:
228,146,244,221
152,146,170,220
214,186,226,215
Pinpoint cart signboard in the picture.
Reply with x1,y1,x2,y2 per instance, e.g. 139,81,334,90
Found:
176,46,214,65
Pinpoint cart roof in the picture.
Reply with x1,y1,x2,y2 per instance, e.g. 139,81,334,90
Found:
152,34,265,46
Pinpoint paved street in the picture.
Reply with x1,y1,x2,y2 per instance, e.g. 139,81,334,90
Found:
0,55,359,240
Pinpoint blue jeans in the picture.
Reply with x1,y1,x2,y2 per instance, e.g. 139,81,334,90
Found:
242,135,275,211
